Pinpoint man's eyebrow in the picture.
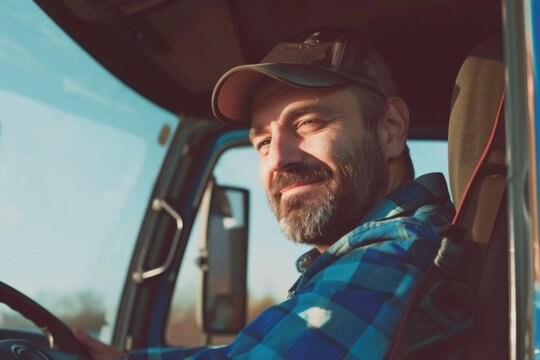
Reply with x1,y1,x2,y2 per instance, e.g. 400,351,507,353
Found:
288,104,339,119
249,126,264,144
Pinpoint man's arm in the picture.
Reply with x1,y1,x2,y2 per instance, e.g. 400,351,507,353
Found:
73,329,127,360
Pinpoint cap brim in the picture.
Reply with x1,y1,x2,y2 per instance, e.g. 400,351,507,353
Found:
212,63,355,127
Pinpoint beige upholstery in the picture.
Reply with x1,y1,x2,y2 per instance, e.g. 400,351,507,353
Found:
448,38,505,207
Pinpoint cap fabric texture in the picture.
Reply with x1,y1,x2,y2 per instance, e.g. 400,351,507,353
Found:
212,26,397,127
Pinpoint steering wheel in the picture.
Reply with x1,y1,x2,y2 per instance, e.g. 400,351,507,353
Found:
0,281,93,359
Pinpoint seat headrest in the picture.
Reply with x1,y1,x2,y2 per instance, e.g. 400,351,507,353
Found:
448,37,505,206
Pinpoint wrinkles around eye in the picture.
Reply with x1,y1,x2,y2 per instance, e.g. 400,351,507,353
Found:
255,138,271,152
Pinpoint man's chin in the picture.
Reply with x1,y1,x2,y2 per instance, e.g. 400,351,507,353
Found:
276,200,336,245
280,220,336,247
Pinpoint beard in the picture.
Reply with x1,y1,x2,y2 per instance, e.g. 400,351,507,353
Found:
266,135,387,247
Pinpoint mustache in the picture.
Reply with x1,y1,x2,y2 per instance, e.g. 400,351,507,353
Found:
269,162,333,196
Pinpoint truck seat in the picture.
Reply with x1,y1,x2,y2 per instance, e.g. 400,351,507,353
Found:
386,37,508,359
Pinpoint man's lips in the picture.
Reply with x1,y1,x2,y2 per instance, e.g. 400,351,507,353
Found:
279,180,323,195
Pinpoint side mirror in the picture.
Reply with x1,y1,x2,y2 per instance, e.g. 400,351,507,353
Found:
198,180,249,336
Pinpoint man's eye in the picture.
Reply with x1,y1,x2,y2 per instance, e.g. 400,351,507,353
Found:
298,119,323,130
300,120,315,127
256,139,271,151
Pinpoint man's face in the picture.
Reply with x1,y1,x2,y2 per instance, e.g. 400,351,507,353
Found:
250,81,389,248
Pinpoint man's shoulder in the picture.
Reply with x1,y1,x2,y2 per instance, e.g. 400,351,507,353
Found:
341,217,445,267
361,172,455,227
343,203,452,254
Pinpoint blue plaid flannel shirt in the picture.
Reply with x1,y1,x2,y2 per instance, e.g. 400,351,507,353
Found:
128,172,454,360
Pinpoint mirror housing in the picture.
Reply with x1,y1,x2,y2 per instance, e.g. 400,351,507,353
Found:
198,181,249,335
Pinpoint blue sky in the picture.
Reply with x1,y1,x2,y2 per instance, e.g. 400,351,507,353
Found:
0,0,177,324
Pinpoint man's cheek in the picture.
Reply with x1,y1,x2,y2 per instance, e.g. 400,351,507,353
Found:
259,162,270,188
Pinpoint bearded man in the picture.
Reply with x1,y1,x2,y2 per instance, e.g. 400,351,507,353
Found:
76,26,455,360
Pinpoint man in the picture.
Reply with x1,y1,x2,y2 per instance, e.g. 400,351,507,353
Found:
75,26,454,359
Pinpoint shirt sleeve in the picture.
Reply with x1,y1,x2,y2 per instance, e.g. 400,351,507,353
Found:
126,220,441,360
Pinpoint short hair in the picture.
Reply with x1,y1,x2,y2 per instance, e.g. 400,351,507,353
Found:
347,85,386,132
348,85,415,180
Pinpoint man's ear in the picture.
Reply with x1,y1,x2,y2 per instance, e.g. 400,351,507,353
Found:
378,97,409,159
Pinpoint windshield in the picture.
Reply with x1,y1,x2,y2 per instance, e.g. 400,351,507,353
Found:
0,0,178,342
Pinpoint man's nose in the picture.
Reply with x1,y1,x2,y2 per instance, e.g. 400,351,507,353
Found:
267,128,303,172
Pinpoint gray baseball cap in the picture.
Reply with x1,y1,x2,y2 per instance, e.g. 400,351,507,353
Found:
212,26,398,127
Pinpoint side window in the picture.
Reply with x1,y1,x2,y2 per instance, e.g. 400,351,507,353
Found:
408,140,449,194
0,0,178,343
165,139,449,346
